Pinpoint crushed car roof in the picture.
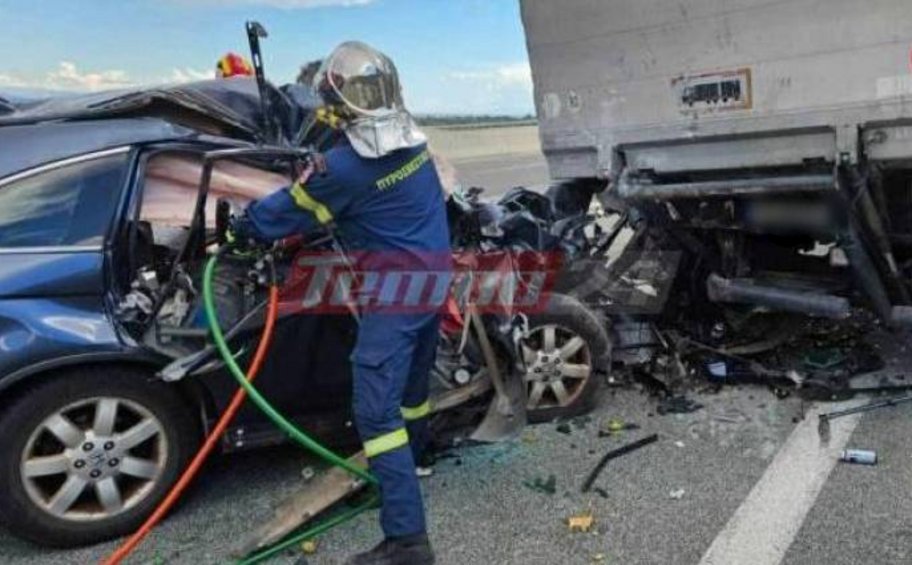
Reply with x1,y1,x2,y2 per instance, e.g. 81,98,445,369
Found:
0,78,318,146
0,118,198,180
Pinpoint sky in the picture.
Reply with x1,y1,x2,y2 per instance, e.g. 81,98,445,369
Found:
0,0,534,115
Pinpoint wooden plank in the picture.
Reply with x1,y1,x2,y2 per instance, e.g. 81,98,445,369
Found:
234,379,492,557
235,452,368,557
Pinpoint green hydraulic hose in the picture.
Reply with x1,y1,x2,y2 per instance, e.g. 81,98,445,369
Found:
202,253,376,484
202,253,380,563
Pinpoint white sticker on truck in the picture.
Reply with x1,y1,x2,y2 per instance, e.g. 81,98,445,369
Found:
541,92,561,120
876,75,912,99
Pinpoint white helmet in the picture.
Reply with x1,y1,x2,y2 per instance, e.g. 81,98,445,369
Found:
315,41,426,158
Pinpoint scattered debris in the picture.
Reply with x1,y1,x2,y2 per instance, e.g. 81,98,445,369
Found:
840,449,878,465
598,418,641,436
300,539,318,555
669,488,685,500
300,467,316,481
524,474,557,495
771,386,791,399
818,394,912,443
582,434,659,493
416,466,434,478
712,411,747,424
657,395,703,415
567,509,595,533
548,415,593,436
674,441,685,448
624,311,894,406
572,415,593,429
592,554,607,563
803,348,846,370
522,431,538,443
705,360,730,381
631,369,668,394
593,487,609,499
603,418,624,433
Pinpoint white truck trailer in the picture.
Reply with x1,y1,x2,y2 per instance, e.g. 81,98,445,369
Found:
521,0,912,327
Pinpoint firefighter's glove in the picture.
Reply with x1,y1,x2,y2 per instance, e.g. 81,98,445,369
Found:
224,215,261,257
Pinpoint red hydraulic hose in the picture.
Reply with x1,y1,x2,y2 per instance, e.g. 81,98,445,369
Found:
103,285,280,565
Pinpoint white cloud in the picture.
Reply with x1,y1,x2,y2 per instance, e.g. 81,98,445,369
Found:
0,62,219,94
449,62,533,92
1,61,135,92
0,73,27,88
45,61,134,91
169,67,211,83
416,62,535,115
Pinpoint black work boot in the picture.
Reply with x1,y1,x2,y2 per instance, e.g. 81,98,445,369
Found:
345,533,434,565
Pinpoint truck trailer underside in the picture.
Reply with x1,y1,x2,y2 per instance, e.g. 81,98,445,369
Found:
522,0,912,330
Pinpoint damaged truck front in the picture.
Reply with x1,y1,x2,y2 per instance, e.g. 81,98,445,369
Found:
521,0,912,373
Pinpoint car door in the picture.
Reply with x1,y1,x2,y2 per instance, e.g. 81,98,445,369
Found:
125,148,355,432
0,148,134,384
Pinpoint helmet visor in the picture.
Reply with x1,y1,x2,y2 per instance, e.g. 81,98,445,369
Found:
317,42,403,115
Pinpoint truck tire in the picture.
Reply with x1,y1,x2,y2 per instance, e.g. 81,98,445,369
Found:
522,293,611,422
0,366,199,547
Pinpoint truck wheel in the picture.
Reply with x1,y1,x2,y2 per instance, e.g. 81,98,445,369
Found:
0,367,199,547
522,293,611,423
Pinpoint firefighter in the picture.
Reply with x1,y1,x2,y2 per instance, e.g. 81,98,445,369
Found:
231,41,446,565
215,52,254,78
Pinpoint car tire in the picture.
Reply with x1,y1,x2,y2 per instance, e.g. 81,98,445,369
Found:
0,366,199,547
522,293,611,423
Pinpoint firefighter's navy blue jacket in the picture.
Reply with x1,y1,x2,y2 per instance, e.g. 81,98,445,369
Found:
243,142,450,265
238,140,450,538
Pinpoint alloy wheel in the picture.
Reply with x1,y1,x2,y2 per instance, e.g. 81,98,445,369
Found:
20,396,168,521
522,324,593,410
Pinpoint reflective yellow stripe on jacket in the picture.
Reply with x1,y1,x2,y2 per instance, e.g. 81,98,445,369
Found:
401,400,431,421
363,428,409,458
289,181,333,225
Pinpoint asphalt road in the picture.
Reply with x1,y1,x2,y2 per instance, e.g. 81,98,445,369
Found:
0,384,803,565
3,360,910,564
3,155,911,565
451,152,551,196
782,400,912,565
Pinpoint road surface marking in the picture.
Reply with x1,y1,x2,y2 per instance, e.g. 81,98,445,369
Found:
699,399,865,565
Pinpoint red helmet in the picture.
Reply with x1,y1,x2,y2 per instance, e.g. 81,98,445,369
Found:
215,52,253,79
